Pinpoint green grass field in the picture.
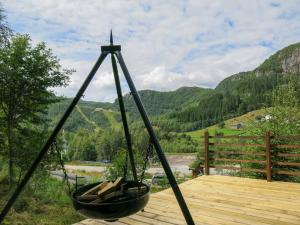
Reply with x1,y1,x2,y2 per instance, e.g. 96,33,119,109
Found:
76,106,121,131
0,177,82,225
101,109,120,129
184,109,267,141
76,105,100,130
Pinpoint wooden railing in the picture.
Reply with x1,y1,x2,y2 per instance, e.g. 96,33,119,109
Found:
198,131,300,182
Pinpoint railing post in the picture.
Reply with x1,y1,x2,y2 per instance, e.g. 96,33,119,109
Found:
204,131,210,175
265,131,271,182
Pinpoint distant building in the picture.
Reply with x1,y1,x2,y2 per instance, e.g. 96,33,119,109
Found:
230,123,243,129
265,115,272,121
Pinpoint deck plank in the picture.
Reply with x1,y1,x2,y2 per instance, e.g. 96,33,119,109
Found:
75,175,300,225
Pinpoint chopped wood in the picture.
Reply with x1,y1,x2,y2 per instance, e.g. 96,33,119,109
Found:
113,177,124,188
97,177,124,197
91,190,124,204
76,177,128,204
77,195,98,201
81,181,109,196
97,182,114,197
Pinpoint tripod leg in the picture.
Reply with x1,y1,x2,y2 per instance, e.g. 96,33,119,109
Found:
0,51,109,223
114,51,195,225
111,54,138,182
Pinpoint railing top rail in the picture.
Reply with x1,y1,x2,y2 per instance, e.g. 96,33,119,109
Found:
211,135,265,139
199,135,264,139
273,135,300,140
198,134,300,140
209,143,265,147
210,150,265,156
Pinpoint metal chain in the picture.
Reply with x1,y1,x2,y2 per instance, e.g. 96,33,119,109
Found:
52,138,72,195
140,138,154,182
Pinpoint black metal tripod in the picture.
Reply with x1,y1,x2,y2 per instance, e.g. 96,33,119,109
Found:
0,32,195,225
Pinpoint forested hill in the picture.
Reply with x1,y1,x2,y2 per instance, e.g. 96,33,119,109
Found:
164,42,300,131
47,98,119,132
47,87,212,131
47,42,300,132
216,42,300,95
119,86,213,118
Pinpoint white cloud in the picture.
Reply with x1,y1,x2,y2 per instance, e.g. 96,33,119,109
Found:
2,0,300,101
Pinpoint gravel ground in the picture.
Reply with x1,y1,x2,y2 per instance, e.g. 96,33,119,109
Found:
65,154,196,175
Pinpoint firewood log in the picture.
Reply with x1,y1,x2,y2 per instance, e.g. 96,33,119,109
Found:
77,195,98,201
81,181,109,196
91,190,123,204
97,177,124,197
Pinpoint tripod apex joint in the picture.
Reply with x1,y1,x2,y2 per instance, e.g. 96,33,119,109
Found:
101,45,121,53
102,31,121,53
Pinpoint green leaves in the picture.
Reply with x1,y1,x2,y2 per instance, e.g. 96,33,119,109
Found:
0,34,72,182
0,34,71,123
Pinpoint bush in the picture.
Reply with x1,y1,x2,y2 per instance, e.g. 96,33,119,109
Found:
218,121,225,129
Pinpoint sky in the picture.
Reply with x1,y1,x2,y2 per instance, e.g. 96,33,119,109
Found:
2,0,300,102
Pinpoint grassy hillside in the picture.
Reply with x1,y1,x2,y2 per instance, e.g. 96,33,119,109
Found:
75,106,99,130
185,109,267,141
99,108,120,129
47,98,120,132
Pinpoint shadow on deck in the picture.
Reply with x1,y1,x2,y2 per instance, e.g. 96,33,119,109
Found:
74,175,300,225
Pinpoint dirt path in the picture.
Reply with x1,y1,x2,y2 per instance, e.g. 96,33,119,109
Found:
65,154,196,175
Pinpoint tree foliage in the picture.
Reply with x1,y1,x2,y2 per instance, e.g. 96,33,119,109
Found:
249,79,300,136
247,79,300,181
0,6,11,47
0,34,71,183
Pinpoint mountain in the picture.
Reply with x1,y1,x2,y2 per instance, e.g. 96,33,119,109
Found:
167,42,300,131
216,42,300,104
47,98,119,132
47,87,212,131
118,86,213,119
47,42,300,133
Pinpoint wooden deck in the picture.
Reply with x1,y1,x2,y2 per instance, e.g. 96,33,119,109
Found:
73,175,300,225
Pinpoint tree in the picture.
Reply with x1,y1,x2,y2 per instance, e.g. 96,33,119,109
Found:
97,128,125,161
0,4,10,178
67,129,98,161
0,34,71,185
0,5,11,47
218,121,225,129
248,78,300,181
250,79,300,136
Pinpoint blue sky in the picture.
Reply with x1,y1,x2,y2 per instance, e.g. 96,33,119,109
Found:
2,0,300,102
